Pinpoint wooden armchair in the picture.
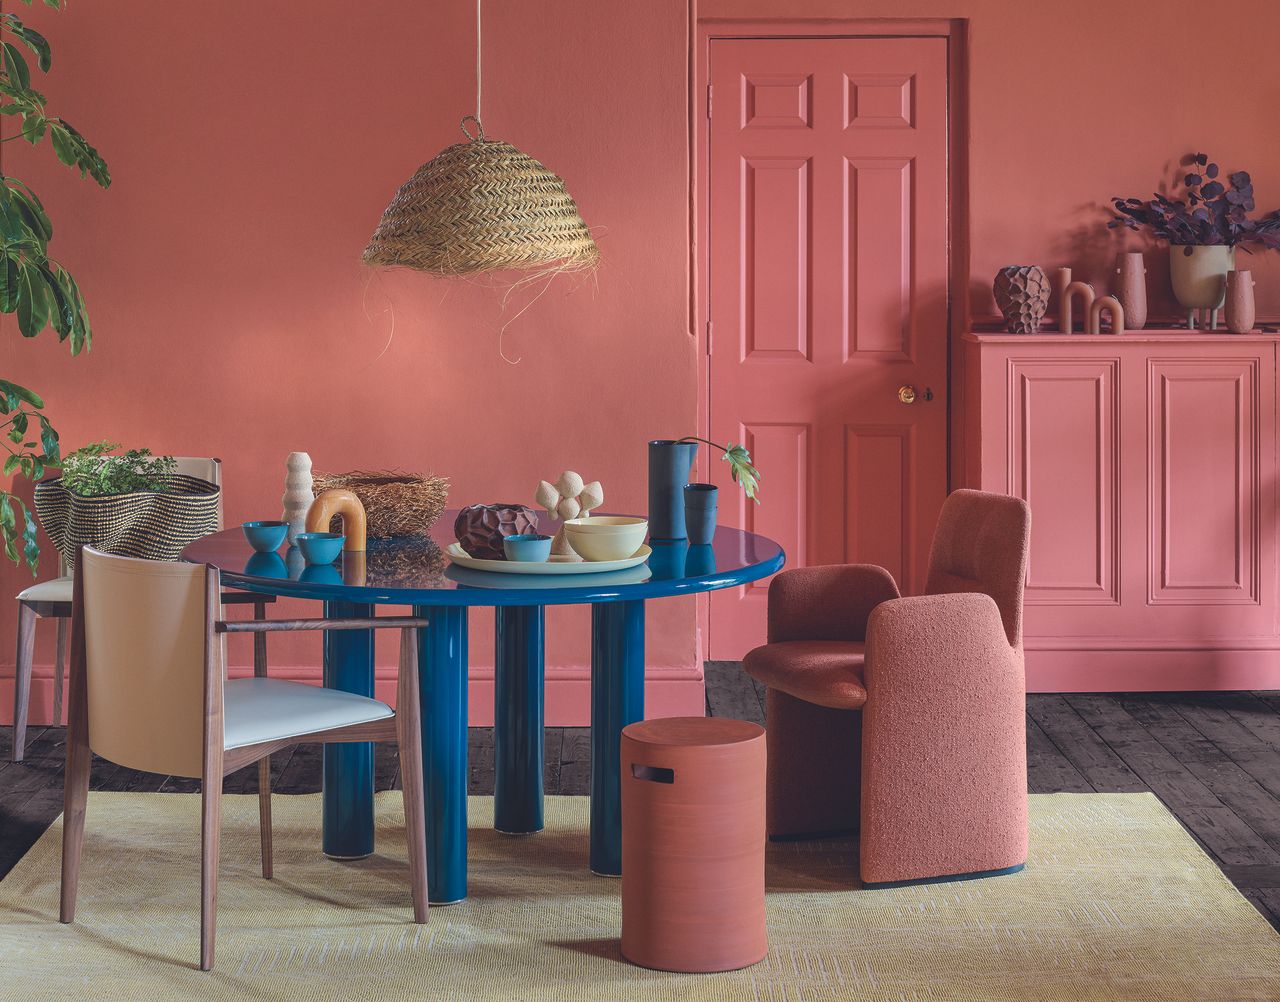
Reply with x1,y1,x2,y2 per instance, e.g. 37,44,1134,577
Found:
11,456,275,761
60,547,429,971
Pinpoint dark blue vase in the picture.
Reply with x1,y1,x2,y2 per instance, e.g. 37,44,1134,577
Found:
648,439,698,540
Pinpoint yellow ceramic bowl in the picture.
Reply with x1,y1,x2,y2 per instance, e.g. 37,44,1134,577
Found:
563,516,649,562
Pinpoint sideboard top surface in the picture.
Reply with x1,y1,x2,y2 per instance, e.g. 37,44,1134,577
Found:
966,328,1280,345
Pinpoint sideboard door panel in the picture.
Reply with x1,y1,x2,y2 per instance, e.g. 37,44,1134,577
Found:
1147,357,1270,623
1009,359,1119,608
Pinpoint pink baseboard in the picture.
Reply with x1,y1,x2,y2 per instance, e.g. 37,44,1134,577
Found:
0,662,707,729
1027,649,1280,692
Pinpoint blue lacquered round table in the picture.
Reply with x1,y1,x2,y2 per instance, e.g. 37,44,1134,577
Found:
183,514,784,903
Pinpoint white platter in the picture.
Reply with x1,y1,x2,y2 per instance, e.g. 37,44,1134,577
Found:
446,542,651,575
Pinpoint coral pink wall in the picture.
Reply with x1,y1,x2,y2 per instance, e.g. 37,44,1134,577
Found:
0,0,696,724
704,0,1280,319
6,0,1280,722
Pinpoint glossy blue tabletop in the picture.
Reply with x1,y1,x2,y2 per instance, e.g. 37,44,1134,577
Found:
181,511,784,606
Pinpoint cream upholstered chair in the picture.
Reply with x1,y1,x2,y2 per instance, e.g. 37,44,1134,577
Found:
60,548,429,971
11,457,273,761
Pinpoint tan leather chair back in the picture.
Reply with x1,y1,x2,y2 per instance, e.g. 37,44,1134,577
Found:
80,547,216,778
925,489,1031,648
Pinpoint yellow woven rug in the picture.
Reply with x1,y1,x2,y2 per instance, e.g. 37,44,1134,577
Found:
0,792,1276,1001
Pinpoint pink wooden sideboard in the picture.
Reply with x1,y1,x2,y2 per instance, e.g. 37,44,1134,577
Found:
964,330,1280,692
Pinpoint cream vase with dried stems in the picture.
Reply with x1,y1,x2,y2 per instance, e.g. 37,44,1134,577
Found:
1169,245,1235,329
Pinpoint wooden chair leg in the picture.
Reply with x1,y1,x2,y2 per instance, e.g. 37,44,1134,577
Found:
59,701,91,923
201,775,222,971
53,615,67,728
252,600,268,676
201,563,224,971
12,602,36,762
397,628,429,923
60,581,91,923
258,756,273,879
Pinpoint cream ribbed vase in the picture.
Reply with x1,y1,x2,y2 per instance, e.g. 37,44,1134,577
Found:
281,452,314,545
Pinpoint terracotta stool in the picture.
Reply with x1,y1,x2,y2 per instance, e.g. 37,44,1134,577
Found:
620,716,767,973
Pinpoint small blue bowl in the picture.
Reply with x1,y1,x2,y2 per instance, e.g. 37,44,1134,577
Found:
244,551,288,579
299,563,344,585
241,520,288,553
503,533,552,563
296,531,345,565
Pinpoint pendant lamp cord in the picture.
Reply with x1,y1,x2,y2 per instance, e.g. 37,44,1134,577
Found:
461,0,485,140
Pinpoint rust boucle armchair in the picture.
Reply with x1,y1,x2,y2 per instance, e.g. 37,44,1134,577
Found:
742,489,1031,887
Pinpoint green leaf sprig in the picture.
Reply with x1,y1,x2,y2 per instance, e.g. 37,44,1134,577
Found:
59,441,178,497
676,436,763,503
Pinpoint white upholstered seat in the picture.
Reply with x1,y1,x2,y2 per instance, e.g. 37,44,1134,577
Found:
16,576,74,604
222,678,393,750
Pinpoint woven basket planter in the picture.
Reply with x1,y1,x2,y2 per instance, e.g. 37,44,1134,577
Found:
362,119,598,277
33,474,220,564
311,471,450,538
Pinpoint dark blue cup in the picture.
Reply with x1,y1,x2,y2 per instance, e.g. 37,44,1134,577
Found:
684,484,718,545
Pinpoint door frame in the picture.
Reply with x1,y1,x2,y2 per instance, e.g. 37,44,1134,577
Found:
690,17,970,647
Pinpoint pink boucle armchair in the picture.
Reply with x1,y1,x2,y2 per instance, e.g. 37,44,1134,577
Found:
742,489,1031,887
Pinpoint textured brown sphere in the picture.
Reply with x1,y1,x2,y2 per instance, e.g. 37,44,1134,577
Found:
453,503,539,559
993,265,1051,333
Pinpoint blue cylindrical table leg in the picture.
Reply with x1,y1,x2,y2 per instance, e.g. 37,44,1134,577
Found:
322,600,376,859
590,599,646,876
495,605,545,835
417,605,469,904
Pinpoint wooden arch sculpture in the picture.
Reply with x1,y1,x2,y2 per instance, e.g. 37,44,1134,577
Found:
305,489,367,551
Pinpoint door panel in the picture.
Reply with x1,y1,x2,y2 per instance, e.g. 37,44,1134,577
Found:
708,36,949,658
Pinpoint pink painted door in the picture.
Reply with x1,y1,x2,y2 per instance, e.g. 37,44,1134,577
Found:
707,37,950,658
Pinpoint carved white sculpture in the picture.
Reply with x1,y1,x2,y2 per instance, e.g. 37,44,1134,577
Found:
282,451,314,545
535,470,604,556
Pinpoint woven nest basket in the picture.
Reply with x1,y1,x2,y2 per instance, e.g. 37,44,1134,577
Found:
311,471,450,539
362,117,598,277
34,474,220,564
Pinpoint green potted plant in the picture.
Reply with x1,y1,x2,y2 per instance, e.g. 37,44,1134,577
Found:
0,0,110,573
648,436,761,541
1109,154,1280,328
35,442,220,564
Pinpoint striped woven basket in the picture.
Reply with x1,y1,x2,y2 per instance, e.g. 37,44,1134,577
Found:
34,474,220,564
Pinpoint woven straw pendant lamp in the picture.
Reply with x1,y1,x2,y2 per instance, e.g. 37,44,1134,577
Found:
362,2,597,277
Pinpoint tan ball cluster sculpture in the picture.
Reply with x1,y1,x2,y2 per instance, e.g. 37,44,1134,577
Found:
535,471,604,556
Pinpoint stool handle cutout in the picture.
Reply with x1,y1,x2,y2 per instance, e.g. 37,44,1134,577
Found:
631,764,675,784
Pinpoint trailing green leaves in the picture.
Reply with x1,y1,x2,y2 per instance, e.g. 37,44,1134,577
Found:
0,1,102,575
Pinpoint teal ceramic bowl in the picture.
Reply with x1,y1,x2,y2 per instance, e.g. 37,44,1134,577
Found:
241,520,288,553
299,563,344,585
503,533,552,563
244,551,288,579
296,531,345,565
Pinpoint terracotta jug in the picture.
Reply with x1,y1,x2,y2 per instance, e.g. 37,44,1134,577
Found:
1225,270,1256,334
1115,252,1147,330
1054,267,1073,331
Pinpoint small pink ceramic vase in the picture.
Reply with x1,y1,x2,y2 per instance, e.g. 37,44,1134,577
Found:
1225,270,1256,334
1115,252,1147,330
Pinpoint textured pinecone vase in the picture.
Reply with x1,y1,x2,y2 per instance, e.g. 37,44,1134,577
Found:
454,503,539,559
993,265,1051,333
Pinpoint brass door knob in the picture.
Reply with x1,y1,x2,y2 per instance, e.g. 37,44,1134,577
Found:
898,385,933,404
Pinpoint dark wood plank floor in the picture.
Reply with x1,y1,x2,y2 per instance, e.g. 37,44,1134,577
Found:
3,662,1280,931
